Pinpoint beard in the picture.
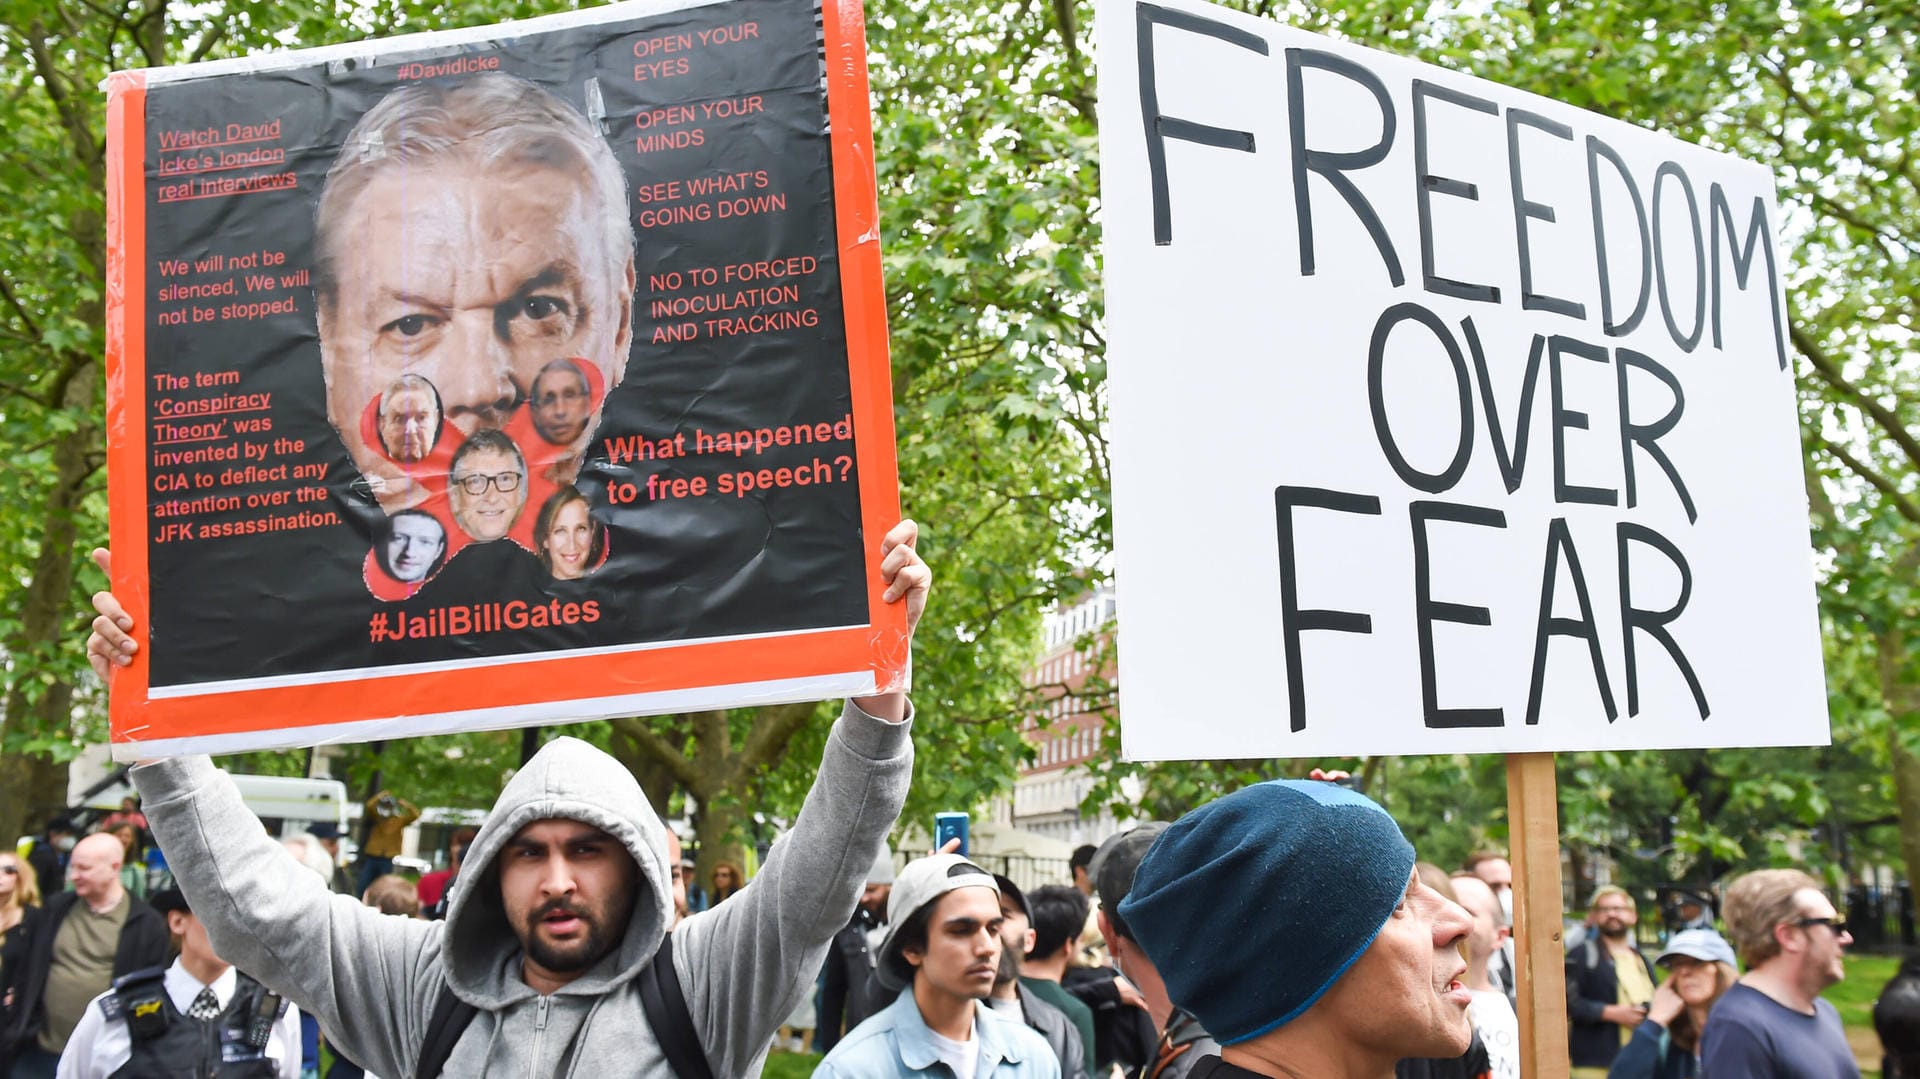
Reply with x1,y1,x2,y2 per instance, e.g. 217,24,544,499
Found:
994,944,1020,990
522,898,619,974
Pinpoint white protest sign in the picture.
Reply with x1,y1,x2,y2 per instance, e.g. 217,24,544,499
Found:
1098,0,1827,760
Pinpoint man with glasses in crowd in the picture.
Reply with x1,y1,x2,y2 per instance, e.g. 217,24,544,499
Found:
1564,886,1654,1071
1701,868,1861,1078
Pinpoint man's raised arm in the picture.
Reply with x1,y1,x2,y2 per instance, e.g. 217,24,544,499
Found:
669,519,929,1076
88,548,440,1079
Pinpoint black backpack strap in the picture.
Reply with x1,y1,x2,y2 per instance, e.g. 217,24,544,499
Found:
638,932,714,1079
414,982,479,1079
1183,1056,1230,1079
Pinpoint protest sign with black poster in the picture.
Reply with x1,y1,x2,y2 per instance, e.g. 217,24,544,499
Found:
1097,0,1827,762
103,0,903,757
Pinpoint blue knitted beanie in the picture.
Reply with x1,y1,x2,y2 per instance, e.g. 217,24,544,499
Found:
1116,779,1416,1045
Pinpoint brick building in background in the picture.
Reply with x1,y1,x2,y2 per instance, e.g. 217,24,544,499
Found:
987,586,1138,846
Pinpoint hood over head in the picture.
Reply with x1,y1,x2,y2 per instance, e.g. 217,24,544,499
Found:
444,736,672,1005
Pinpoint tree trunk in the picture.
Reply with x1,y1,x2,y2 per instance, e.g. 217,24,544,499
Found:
1877,629,1920,893
0,754,71,849
606,702,821,889
606,721,683,820
1892,738,1920,898
0,363,102,845
693,797,748,894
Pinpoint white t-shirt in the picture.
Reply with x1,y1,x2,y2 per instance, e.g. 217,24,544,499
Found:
926,1021,979,1079
1469,988,1520,1079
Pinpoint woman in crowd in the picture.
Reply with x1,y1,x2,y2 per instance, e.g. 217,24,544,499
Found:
0,851,45,1069
1608,929,1740,1079
107,820,147,899
710,860,745,905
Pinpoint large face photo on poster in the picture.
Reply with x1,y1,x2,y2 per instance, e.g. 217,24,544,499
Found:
107,0,904,753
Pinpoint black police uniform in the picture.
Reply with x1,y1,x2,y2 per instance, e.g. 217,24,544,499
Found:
96,965,287,1079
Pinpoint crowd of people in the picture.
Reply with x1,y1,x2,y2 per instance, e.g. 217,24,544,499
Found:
0,525,1896,1079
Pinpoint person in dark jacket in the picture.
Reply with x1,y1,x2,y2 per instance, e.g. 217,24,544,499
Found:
1875,955,1920,1079
3,833,167,1078
0,850,48,1072
1084,823,1204,1079
988,874,1087,1078
1566,887,1656,1069
1023,887,1098,1063
21,818,75,903
817,849,896,1051
1608,929,1738,1079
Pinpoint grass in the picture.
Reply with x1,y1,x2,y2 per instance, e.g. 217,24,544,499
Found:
1834,953,1901,1029
762,1049,824,1078
1832,952,1902,1078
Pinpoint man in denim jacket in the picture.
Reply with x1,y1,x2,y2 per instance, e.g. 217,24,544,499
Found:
817,854,1059,1078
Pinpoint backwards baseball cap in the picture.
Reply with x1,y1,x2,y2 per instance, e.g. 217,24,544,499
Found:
1118,780,1416,1046
875,853,999,991
1656,928,1738,968
1089,821,1169,940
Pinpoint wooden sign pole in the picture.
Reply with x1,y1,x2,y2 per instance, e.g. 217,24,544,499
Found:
1507,752,1570,1079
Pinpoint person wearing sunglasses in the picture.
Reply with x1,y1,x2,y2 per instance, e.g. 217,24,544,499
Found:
0,851,46,1065
1701,869,1860,1078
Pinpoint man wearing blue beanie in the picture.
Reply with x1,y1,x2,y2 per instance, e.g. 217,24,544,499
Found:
1117,779,1475,1079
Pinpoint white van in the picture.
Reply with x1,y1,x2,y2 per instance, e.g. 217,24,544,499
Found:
79,770,348,836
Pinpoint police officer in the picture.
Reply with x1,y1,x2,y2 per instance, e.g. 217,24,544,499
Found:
55,888,300,1079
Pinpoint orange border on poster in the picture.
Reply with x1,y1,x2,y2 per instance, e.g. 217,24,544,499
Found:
104,0,905,751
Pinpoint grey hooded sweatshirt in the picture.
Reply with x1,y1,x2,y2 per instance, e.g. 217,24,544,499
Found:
131,701,912,1078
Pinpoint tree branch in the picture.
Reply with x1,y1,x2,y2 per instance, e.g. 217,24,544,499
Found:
1806,190,1917,262
47,347,98,412
186,21,228,65
688,709,730,792
26,24,96,173
1047,0,1099,126
0,269,43,341
608,715,700,790
736,700,822,774
1809,435,1920,527
1794,324,1920,472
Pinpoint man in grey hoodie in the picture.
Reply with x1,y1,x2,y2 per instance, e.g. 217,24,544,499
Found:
83,520,931,1079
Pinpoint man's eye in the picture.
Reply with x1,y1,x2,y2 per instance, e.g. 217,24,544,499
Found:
523,296,567,320
383,314,433,337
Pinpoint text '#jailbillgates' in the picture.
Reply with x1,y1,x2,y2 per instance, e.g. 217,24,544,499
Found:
102,0,904,755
